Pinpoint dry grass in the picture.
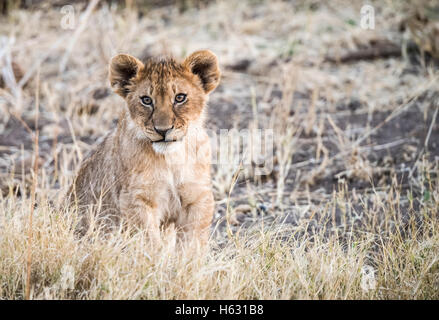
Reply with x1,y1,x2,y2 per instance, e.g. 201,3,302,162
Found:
0,179,438,299
0,0,438,299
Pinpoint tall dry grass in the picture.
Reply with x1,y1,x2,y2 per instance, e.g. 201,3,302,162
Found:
0,171,438,299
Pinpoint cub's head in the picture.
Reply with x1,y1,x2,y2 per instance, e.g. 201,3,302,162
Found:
109,50,220,152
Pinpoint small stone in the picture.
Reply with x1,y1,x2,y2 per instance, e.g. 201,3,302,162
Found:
233,204,252,214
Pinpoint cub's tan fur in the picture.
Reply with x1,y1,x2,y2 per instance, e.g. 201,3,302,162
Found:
68,50,220,244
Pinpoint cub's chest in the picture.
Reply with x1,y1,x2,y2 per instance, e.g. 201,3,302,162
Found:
128,161,195,205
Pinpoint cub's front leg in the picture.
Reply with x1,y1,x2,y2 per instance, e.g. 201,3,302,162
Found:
177,182,214,245
119,186,161,244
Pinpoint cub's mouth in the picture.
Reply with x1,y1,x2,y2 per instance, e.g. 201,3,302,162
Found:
152,139,178,144
149,131,185,144
147,129,186,147
151,138,183,154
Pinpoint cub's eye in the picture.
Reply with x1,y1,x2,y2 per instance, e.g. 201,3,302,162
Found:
140,95,153,107
174,93,187,104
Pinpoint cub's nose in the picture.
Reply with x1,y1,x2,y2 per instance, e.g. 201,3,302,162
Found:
154,125,174,138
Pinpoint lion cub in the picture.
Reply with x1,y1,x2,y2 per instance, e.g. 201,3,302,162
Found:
69,50,220,245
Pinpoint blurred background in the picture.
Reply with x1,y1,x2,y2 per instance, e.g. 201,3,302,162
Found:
0,0,438,237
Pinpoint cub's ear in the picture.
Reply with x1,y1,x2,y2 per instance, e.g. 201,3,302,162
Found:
109,54,144,97
183,50,220,94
